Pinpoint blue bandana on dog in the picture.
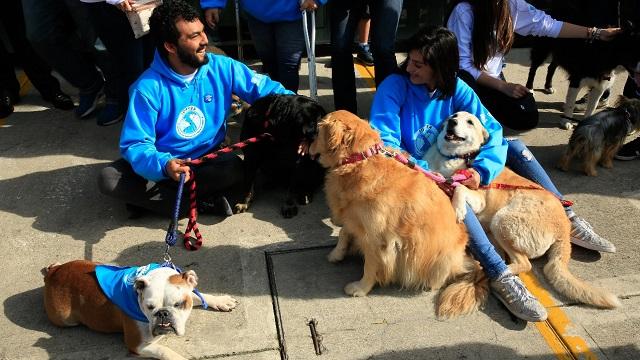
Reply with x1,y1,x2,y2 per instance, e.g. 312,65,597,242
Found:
95,263,162,323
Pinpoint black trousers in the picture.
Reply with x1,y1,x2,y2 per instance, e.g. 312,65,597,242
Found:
98,153,244,218
0,0,62,99
459,70,539,131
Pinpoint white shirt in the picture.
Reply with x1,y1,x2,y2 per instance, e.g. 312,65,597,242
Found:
447,0,563,80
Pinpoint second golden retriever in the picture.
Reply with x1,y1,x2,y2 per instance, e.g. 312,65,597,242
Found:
429,111,620,309
309,110,489,318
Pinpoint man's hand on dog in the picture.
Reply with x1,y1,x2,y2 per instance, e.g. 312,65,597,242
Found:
166,158,191,182
459,168,481,189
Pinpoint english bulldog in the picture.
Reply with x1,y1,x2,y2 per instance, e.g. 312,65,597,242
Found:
43,260,237,360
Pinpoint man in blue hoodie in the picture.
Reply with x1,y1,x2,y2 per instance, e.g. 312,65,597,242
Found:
98,0,292,217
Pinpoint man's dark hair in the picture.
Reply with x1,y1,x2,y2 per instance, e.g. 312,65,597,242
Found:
149,0,202,58
400,26,459,98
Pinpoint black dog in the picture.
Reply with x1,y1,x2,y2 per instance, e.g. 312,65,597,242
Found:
235,94,326,218
557,96,640,176
524,0,640,128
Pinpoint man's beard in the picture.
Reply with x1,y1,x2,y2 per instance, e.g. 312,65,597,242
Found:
177,44,209,69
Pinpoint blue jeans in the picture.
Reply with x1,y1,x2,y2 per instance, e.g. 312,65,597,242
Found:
21,0,103,94
245,14,305,93
84,2,153,107
465,138,568,280
330,0,402,114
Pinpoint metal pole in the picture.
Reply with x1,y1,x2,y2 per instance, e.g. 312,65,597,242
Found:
302,9,317,99
234,0,243,61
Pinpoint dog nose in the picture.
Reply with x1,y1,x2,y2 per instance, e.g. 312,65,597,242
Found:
447,119,457,132
155,309,170,319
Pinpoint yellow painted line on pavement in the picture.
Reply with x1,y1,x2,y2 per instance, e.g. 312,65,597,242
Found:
355,63,595,359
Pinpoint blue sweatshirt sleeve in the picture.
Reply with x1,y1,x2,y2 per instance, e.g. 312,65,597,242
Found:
369,76,430,170
226,58,294,103
119,89,174,182
453,79,507,184
200,0,226,9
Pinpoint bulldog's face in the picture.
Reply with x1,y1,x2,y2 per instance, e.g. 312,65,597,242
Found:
134,267,197,337
436,111,488,156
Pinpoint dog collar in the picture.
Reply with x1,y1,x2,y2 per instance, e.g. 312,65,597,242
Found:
437,149,479,167
340,143,384,165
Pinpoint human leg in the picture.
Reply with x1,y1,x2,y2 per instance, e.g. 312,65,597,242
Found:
368,0,402,86
354,8,373,66
458,70,539,130
245,15,278,85
330,0,364,114
464,206,547,322
506,138,616,252
273,19,305,93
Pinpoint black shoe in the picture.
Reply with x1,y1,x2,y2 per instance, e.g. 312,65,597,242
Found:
198,196,233,217
355,43,374,66
49,92,75,110
0,89,17,118
615,137,640,161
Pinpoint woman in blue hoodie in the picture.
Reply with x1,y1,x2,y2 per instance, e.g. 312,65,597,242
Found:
201,0,326,93
370,26,614,323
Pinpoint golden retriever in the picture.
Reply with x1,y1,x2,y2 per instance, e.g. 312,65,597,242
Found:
427,111,620,309
309,110,489,318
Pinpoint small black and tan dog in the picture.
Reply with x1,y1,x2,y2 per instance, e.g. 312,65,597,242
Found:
558,96,640,176
236,94,326,217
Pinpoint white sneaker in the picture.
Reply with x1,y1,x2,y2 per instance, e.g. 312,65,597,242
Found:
490,270,548,322
570,216,616,253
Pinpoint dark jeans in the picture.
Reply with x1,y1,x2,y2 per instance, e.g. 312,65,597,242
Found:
459,70,539,131
21,0,103,94
330,0,403,114
245,13,305,93
0,0,62,99
84,2,154,107
98,154,244,218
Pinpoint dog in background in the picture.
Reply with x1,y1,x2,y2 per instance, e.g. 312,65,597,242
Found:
43,260,237,360
236,94,326,218
557,96,640,176
427,111,620,310
309,110,489,319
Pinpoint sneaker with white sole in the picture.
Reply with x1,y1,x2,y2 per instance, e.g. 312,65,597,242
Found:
615,137,640,161
569,216,616,252
490,270,548,322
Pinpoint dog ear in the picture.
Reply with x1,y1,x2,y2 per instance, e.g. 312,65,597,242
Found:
134,277,150,294
182,270,198,289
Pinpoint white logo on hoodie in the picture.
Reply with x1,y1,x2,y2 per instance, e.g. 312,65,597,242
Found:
176,105,205,139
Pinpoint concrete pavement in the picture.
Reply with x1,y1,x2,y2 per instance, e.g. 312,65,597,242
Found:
0,48,639,359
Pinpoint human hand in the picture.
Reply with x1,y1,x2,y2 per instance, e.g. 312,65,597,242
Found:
459,168,480,190
165,158,191,182
501,82,531,99
115,0,134,12
300,0,318,11
204,8,222,29
598,27,622,41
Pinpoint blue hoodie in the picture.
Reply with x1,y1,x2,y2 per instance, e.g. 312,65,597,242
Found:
369,74,508,185
120,51,293,181
200,0,327,23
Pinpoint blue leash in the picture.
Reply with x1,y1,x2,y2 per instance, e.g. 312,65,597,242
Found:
161,173,208,309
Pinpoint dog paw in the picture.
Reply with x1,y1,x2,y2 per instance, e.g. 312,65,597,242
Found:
559,119,575,130
207,295,238,312
234,203,249,214
454,206,467,223
327,247,346,263
344,281,370,297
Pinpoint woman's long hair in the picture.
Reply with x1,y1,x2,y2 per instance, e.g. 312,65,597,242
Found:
399,27,459,98
466,0,514,69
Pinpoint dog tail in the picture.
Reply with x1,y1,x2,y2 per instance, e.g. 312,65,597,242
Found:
41,263,61,278
436,258,489,319
544,240,620,308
